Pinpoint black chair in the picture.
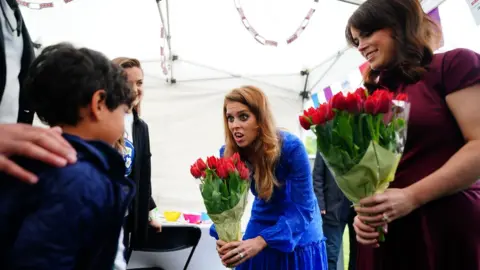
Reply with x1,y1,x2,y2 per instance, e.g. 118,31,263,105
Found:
129,225,202,270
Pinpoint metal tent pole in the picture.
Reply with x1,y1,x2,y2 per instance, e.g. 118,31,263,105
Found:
337,0,363,6
165,0,174,82
176,58,298,93
156,0,174,82
307,47,348,92
309,46,350,73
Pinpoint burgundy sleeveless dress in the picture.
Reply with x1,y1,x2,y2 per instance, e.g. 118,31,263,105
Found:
356,48,480,270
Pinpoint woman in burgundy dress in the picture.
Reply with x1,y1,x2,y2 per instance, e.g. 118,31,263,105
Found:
345,0,480,269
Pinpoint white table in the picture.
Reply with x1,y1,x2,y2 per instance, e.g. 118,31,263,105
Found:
127,223,227,270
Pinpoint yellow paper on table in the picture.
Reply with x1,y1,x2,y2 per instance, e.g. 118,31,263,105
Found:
332,141,401,204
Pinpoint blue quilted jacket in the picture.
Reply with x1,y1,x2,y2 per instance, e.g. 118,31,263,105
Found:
0,134,135,270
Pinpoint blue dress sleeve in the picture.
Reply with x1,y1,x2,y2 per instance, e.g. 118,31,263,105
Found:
10,170,109,269
258,138,316,252
210,224,219,239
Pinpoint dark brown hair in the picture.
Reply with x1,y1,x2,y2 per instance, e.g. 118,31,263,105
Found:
223,86,281,201
345,0,442,91
112,57,143,114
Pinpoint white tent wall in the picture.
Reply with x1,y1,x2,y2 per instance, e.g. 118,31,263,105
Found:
22,0,163,62
140,63,305,222
436,0,480,52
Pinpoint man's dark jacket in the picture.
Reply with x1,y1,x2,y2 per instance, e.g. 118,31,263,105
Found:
312,152,352,224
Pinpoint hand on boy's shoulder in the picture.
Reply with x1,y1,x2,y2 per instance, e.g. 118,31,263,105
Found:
0,124,77,184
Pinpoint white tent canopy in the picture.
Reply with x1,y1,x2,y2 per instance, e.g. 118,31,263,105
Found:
21,0,479,218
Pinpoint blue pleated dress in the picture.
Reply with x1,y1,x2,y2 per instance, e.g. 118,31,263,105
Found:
211,131,328,270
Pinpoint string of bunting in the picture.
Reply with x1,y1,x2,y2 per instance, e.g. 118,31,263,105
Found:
234,0,319,46
17,0,75,10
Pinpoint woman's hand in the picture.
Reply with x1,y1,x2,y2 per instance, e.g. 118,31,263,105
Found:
215,240,228,257
219,236,267,267
353,215,384,247
354,188,418,225
149,219,162,232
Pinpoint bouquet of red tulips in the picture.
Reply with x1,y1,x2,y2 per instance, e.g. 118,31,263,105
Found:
299,88,410,241
190,153,250,242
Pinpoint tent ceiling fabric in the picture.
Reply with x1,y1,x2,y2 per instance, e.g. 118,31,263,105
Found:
20,0,371,96
22,0,359,76
168,0,358,75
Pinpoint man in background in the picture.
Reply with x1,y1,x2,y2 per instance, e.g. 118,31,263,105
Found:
313,151,357,270
0,0,75,182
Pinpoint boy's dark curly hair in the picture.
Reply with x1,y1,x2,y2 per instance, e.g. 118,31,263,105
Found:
24,43,135,126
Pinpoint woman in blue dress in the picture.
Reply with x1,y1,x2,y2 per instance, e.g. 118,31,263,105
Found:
210,85,328,270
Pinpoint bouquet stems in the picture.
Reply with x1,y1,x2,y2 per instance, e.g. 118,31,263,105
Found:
377,226,386,242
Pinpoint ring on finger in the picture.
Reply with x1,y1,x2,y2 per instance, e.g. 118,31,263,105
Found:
382,213,390,222
239,252,244,259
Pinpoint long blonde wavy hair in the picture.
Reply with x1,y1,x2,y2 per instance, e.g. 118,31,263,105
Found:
223,86,281,201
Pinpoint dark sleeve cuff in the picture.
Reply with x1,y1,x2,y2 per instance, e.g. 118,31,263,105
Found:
148,196,156,210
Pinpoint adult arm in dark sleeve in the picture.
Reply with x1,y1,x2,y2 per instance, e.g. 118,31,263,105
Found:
142,124,156,210
312,151,326,213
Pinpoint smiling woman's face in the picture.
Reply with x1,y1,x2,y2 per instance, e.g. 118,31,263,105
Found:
124,67,144,105
225,101,258,148
350,27,396,70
